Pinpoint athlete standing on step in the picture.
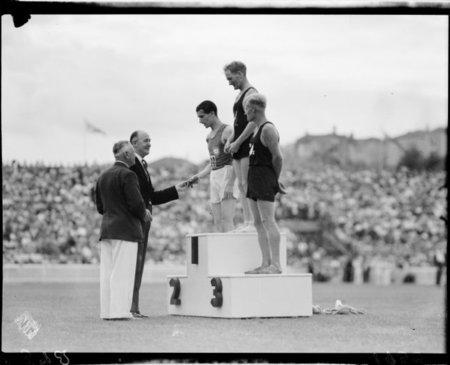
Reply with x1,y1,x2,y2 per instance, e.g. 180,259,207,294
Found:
243,93,286,275
223,61,258,232
189,100,239,232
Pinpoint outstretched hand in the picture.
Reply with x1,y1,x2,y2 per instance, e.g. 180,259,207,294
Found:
176,176,199,192
176,181,189,191
187,176,199,187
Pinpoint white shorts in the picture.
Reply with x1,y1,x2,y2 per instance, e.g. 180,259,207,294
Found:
210,165,239,204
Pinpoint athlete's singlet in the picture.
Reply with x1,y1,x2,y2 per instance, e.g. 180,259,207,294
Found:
232,87,256,160
247,122,279,202
207,124,232,170
249,122,277,168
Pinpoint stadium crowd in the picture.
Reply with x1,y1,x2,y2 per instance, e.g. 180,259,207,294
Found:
2,161,447,283
279,165,447,282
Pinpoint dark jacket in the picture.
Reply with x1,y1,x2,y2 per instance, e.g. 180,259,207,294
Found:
130,156,179,211
96,162,147,243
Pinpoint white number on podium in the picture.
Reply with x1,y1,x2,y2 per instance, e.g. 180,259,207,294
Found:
169,278,181,305
210,277,223,308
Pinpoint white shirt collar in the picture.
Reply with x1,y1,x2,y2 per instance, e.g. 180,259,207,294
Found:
135,153,146,165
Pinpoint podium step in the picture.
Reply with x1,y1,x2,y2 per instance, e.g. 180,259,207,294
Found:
167,273,313,318
166,232,313,318
185,232,288,277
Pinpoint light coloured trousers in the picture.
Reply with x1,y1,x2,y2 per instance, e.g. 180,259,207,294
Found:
100,239,138,319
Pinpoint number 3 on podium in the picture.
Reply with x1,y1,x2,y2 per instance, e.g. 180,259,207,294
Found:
210,277,223,308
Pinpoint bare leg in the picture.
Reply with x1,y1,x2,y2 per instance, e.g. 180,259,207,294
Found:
220,198,236,232
245,199,270,274
210,203,222,232
232,158,252,227
257,200,282,272
239,157,253,225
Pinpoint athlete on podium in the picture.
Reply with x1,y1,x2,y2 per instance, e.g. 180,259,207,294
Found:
243,93,286,275
188,100,239,232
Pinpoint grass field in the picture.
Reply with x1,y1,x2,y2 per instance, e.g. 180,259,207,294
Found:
2,282,446,355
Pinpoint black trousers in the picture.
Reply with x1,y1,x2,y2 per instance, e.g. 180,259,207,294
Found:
130,218,151,312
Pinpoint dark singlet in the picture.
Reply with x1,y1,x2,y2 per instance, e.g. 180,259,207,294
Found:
247,122,279,202
207,124,232,170
249,122,278,168
232,86,256,160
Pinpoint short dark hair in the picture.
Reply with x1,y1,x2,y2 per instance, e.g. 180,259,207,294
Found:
113,140,130,156
224,61,247,76
196,100,218,116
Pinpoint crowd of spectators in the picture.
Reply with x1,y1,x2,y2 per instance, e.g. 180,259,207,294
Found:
3,162,104,264
2,160,447,283
278,165,447,282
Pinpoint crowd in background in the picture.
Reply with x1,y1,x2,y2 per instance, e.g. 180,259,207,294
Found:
3,162,103,264
278,165,447,283
2,161,447,283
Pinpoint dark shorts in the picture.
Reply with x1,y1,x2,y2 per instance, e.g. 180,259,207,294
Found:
232,136,252,160
246,165,278,202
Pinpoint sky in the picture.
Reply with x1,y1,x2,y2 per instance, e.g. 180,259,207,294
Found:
2,13,448,165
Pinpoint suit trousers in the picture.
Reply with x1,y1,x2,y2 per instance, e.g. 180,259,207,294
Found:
131,218,151,312
100,239,138,319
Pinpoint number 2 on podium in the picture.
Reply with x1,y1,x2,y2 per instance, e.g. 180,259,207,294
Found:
169,278,181,305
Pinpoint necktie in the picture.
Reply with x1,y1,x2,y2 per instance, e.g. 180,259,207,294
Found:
142,159,150,180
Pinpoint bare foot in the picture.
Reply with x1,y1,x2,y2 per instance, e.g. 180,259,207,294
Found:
259,265,282,274
245,265,267,274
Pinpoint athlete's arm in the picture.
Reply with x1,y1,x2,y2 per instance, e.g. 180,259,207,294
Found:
228,88,257,151
192,163,211,180
261,124,283,178
224,129,234,153
221,125,234,145
232,121,256,147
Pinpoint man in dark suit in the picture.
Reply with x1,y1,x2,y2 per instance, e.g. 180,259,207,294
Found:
95,140,151,320
129,130,187,318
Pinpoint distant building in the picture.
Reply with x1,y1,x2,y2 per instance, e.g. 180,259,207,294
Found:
285,127,447,169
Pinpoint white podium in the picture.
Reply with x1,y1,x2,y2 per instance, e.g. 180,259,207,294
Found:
167,233,312,318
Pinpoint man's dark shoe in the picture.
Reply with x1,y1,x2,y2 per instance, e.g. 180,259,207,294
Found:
131,312,149,318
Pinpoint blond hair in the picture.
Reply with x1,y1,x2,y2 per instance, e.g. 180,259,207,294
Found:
244,93,267,110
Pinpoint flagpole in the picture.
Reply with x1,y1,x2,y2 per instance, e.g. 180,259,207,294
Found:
84,120,106,165
83,121,87,165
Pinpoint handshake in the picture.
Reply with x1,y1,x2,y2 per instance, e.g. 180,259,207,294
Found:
176,176,200,190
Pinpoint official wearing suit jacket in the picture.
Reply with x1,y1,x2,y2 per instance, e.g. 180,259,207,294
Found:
95,140,149,320
129,130,180,317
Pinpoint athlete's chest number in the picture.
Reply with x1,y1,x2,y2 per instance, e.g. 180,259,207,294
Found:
210,277,223,308
209,155,217,169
